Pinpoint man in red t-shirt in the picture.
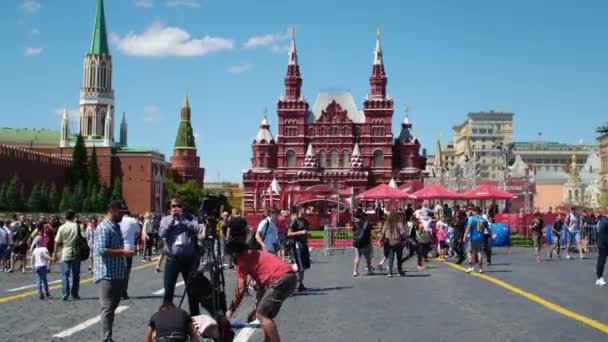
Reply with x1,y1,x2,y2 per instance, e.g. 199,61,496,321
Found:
225,240,297,342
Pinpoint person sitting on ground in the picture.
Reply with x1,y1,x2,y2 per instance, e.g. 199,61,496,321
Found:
145,301,198,342
225,239,297,342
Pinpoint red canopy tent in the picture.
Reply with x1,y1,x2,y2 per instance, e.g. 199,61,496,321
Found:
462,184,516,200
410,183,464,200
355,184,411,200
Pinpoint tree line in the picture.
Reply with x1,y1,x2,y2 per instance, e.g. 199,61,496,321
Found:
0,135,122,213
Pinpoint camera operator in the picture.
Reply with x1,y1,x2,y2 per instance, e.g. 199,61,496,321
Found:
225,239,297,342
159,196,201,316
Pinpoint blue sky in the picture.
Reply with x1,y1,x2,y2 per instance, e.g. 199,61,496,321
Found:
2,0,608,182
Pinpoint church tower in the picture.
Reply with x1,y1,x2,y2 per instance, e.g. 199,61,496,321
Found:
170,94,205,184
79,0,115,147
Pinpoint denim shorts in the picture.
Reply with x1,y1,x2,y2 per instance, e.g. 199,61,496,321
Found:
356,246,373,259
0,244,7,259
566,230,579,244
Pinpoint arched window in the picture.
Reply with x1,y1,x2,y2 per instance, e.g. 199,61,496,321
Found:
330,149,339,168
568,190,572,202
574,189,579,200
319,150,327,168
100,109,106,137
331,126,338,135
343,126,348,136
373,150,383,168
286,150,296,167
260,152,267,168
343,150,350,168
308,127,314,136
87,117,93,136
320,127,326,136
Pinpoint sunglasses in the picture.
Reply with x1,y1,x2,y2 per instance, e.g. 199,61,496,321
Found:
171,204,183,208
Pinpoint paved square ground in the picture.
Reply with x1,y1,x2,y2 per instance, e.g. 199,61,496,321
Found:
0,247,607,341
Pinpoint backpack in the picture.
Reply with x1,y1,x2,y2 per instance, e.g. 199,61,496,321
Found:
246,219,270,250
352,221,368,248
75,224,90,261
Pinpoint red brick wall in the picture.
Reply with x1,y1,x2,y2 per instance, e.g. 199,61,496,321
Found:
0,145,71,191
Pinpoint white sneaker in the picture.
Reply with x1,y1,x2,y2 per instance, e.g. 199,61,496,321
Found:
353,272,359,277
465,267,474,273
566,255,572,260
478,269,483,274
580,255,585,259
596,277,606,287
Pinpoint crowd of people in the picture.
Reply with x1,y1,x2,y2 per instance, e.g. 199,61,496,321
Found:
351,202,608,284
2,197,608,342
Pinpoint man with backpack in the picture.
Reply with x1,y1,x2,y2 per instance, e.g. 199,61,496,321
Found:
565,207,584,259
256,208,279,254
53,210,85,300
352,209,373,277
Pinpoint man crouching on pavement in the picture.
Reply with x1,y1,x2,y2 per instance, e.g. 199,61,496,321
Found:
225,239,297,342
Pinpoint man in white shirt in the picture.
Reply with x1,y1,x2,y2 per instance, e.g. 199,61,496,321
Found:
120,210,140,299
255,208,279,254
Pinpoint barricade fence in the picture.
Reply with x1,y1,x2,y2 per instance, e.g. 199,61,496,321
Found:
323,226,354,256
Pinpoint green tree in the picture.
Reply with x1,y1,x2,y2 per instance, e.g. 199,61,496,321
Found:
71,134,88,185
18,184,26,211
82,196,92,213
72,180,86,212
27,183,43,212
0,182,7,211
59,186,72,212
96,185,110,212
5,176,19,212
164,179,207,214
84,184,98,213
48,183,59,213
87,145,99,191
111,177,123,201
39,183,49,212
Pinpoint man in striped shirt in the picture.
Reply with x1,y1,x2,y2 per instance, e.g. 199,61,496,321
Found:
94,200,133,342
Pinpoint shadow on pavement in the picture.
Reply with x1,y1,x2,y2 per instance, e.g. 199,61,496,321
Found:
482,270,512,273
404,273,431,278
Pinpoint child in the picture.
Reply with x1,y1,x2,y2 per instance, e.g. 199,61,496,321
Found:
436,216,448,260
31,239,50,300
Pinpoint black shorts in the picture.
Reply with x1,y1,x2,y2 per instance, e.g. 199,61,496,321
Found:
256,273,297,319
291,242,310,270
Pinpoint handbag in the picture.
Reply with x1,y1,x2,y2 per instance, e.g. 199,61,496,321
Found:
75,224,90,261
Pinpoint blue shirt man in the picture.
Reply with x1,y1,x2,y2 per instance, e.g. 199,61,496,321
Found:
467,215,487,242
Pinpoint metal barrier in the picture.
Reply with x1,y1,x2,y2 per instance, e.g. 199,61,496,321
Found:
323,226,354,256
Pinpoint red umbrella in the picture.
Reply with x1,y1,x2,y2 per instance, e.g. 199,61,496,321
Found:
462,184,515,200
410,183,464,200
355,184,411,200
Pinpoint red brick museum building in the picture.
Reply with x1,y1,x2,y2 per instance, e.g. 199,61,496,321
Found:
242,30,427,218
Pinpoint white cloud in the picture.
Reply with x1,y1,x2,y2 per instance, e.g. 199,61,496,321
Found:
227,63,252,74
243,29,290,49
166,0,200,7
143,105,161,123
19,0,42,13
271,44,290,53
24,47,43,56
109,22,235,57
31,27,40,35
134,0,155,8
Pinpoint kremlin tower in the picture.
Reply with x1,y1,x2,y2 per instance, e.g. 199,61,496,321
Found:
170,95,205,184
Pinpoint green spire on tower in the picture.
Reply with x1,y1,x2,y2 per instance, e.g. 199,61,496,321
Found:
182,93,190,109
89,0,109,55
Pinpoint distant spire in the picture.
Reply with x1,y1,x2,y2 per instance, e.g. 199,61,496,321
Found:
306,143,314,157
89,0,109,55
350,143,363,168
434,131,443,168
288,27,298,66
103,105,113,146
373,26,383,65
303,143,318,168
60,107,70,148
388,178,398,189
402,105,411,127
182,91,190,109
119,112,127,146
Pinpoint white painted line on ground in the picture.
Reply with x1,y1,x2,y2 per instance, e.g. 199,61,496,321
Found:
152,281,185,295
7,279,62,292
53,305,129,338
233,319,260,342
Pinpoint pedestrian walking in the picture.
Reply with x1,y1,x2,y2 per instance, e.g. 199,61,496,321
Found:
0,221,10,272
530,212,544,262
255,208,279,254
31,238,51,299
565,207,584,259
464,207,487,274
120,210,140,300
53,210,85,300
288,207,311,291
401,218,425,271
595,213,608,287
159,196,201,316
549,213,564,259
95,200,132,342
352,209,373,277
225,239,297,342
10,217,29,273
482,215,493,265
86,217,98,273
380,212,405,277
141,212,154,261
436,216,448,260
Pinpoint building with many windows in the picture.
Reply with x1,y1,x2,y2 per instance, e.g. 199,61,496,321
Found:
242,29,427,217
